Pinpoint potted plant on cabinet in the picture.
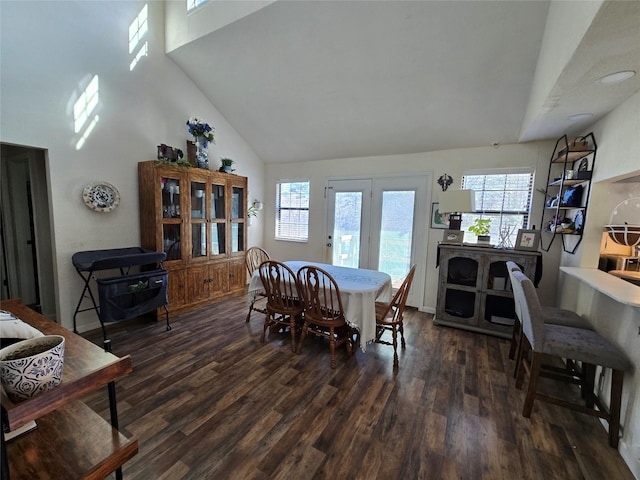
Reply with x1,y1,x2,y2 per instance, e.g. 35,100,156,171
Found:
220,158,234,173
469,218,492,243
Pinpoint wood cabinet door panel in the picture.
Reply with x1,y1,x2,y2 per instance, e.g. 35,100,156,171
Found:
167,269,186,309
209,263,229,299
187,265,211,304
228,260,246,292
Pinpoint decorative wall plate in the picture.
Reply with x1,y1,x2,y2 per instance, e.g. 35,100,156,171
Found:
83,182,120,212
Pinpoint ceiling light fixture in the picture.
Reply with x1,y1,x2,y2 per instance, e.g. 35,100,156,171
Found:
597,70,636,85
568,113,593,122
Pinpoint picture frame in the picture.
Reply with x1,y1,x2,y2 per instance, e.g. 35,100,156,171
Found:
431,202,449,229
515,229,540,251
443,229,464,244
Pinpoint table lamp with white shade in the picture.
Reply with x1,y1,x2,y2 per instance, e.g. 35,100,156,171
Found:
438,189,475,230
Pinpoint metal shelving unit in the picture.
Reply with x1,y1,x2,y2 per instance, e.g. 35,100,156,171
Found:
539,133,597,254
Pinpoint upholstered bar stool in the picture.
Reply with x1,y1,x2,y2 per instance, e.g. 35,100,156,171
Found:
506,261,592,378
512,270,632,448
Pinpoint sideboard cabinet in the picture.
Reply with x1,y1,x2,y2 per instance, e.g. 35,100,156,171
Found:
138,161,247,314
434,244,539,338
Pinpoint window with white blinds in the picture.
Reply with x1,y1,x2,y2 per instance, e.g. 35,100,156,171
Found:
462,169,534,244
275,181,310,242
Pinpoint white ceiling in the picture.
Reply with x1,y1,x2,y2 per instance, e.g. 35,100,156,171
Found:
168,0,640,164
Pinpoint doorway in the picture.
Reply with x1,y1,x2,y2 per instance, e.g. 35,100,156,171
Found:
0,143,56,318
325,175,430,307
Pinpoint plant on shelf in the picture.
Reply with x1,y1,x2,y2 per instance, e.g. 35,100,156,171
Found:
220,158,234,173
469,218,492,242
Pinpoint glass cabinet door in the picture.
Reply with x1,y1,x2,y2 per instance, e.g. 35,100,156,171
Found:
211,182,225,220
161,175,183,261
231,186,245,253
231,223,244,253
192,223,207,258
161,176,181,219
190,181,206,220
211,223,226,255
190,180,207,259
162,224,182,261
211,180,226,256
231,186,244,219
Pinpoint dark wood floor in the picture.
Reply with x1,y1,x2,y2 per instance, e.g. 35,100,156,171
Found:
83,295,634,480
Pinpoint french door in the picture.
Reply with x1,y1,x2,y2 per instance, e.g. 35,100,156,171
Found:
326,175,430,307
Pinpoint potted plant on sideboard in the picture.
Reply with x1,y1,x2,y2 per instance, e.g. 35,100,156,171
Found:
469,218,492,243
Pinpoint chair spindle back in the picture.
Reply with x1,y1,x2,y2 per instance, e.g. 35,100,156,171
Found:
296,265,345,323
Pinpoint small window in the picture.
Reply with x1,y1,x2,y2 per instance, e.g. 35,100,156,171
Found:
187,0,209,11
276,181,309,242
462,169,534,245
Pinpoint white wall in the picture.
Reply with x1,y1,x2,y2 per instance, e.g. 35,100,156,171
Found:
0,1,265,331
263,140,564,312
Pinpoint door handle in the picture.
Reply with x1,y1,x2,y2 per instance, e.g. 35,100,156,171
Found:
327,243,332,247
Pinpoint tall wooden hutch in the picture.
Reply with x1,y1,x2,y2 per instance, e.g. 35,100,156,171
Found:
138,161,248,314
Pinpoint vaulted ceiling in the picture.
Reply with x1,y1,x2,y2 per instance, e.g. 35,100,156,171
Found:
168,0,640,164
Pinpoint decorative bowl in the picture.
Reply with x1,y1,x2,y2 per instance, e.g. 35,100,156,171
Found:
0,335,65,402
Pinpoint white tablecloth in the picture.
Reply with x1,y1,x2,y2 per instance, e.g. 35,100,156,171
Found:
249,261,392,351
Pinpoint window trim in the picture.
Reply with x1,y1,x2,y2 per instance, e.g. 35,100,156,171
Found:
461,168,535,242
275,180,310,242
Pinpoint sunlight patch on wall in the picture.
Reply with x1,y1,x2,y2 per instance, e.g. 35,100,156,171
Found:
73,75,100,150
129,4,148,53
75,115,100,150
129,4,148,71
130,42,148,71
74,75,99,134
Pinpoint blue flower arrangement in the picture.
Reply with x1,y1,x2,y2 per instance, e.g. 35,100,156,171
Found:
186,117,215,146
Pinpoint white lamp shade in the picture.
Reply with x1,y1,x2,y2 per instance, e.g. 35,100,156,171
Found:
439,189,475,213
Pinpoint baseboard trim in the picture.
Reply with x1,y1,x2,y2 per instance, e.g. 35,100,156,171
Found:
598,417,640,479
619,440,640,479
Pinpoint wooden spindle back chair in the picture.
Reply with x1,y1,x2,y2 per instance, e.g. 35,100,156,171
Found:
258,260,303,352
374,264,416,368
295,265,353,368
245,247,270,322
